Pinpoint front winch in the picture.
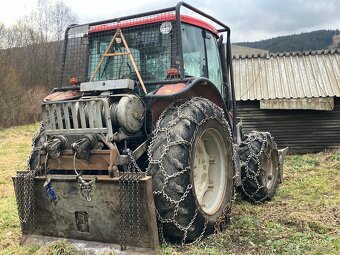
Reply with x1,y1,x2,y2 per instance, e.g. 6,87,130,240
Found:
71,134,97,161
110,95,145,135
42,135,67,159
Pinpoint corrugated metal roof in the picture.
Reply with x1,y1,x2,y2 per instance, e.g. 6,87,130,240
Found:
232,48,340,101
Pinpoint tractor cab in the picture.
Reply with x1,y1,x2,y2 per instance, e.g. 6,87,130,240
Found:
84,16,223,94
61,11,232,106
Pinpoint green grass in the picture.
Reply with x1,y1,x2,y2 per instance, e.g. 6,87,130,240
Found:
0,124,339,254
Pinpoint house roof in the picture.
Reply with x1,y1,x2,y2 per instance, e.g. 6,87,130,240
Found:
232,48,340,101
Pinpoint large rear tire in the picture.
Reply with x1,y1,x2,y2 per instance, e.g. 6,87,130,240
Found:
238,131,279,203
147,97,234,243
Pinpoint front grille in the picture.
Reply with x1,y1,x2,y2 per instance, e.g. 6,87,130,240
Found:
42,98,113,140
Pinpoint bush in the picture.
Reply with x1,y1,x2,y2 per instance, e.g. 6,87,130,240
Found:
0,59,48,129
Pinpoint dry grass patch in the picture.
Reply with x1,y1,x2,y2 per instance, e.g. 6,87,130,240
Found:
0,124,339,255
34,240,84,255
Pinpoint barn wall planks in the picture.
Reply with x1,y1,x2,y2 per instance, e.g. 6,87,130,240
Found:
237,97,340,153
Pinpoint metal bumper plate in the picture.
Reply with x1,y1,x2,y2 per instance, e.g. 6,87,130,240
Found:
25,175,159,253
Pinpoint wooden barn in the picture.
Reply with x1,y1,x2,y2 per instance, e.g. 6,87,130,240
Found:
232,48,340,153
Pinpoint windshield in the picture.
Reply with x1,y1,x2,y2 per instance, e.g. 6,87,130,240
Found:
88,23,173,83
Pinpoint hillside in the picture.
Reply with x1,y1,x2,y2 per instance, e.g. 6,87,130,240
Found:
236,29,340,53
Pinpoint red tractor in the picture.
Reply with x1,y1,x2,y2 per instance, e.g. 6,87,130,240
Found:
13,2,287,253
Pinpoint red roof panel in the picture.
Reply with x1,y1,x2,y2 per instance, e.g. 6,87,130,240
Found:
89,14,218,35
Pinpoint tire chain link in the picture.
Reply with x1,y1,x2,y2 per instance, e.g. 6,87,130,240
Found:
13,170,37,233
239,131,276,203
27,122,45,171
119,149,144,251
146,97,237,246
14,123,44,233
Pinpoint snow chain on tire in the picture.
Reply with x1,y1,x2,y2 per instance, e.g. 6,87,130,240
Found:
147,97,236,245
238,131,279,203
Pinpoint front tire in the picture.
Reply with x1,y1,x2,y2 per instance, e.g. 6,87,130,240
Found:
238,131,279,203
147,97,234,243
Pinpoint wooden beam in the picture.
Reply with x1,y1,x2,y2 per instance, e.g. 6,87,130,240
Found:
90,29,120,81
89,28,147,94
120,30,147,94
103,52,130,57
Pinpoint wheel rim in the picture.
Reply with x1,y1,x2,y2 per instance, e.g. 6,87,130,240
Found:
262,151,275,189
192,128,226,216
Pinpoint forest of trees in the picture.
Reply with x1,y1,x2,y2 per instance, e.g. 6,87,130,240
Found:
236,29,340,53
0,0,77,128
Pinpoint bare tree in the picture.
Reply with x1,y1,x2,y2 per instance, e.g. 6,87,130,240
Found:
51,1,78,41
0,0,78,128
28,0,77,43
0,23,5,49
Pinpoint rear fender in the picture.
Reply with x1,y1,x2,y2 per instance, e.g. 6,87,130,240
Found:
148,78,230,127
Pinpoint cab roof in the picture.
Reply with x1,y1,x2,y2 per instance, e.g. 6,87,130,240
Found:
89,14,219,36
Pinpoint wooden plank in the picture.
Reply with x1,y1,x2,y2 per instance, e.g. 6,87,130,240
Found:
103,52,130,57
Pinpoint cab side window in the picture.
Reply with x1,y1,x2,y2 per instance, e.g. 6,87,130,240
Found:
182,24,223,94
182,24,205,78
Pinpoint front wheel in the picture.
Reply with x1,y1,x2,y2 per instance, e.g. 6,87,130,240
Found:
147,97,234,243
238,131,279,203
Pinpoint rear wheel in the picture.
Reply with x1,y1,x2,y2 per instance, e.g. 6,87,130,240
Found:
238,131,279,203
147,97,234,243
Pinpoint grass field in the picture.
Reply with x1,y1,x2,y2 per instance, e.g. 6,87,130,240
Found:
0,124,339,255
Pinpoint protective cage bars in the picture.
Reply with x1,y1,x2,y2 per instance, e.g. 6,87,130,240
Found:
59,2,237,136
59,9,179,87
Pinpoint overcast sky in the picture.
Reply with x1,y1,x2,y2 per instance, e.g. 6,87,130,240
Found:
0,0,339,42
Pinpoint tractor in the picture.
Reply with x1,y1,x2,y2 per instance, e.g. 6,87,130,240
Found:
13,2,288,253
